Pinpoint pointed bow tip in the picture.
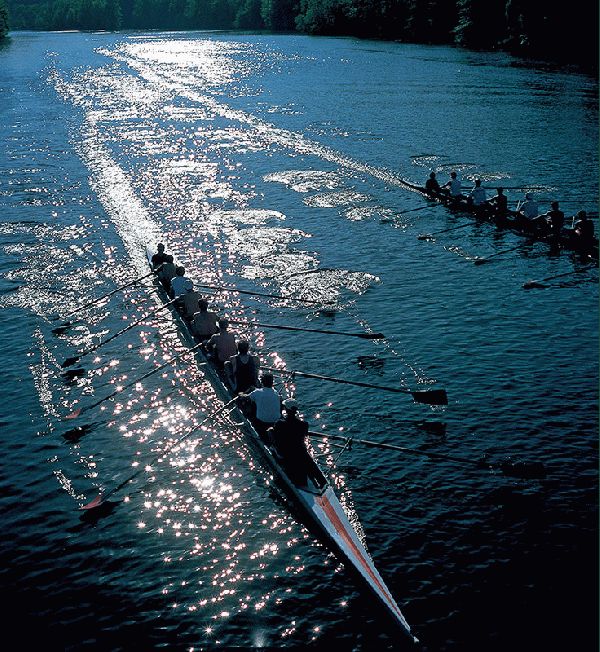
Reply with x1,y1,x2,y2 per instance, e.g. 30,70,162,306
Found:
80,494,103,510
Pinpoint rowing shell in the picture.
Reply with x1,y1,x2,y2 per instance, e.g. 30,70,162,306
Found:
406,181,599,260
146,248,418,644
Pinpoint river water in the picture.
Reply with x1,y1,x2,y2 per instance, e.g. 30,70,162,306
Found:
0,31,597,651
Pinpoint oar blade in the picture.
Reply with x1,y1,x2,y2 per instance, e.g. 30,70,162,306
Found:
52,323,72,335
523,281,546,290
64,408,82,420
417,234,433,241
80,493,104,510
360,332,385,340
473,258,488,266
500,460,546,480
62,355,81,368
411,388,448,406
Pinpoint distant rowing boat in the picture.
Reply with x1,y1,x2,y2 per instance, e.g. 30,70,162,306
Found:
407,182,599,261
146,247,418,644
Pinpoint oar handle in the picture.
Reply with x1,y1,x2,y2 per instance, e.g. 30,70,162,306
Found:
230,320,383,339
262,366,411,394
263,367,447,405
196,283,334,305
419,222,472,239
62,269,158,320
77,297,179,359
307,431,477,464
83,397,238,508
67,342,205,418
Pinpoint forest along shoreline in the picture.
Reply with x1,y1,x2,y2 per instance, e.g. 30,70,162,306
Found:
2,0,598,73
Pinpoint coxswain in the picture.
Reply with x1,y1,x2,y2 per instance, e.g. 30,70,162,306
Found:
151,243,169,270
206,318,237,367
467,179,487,209
170,266,193,301
425,172,442,196
158,255,176,291
237,373,282,440
268,399,326,491
225,339,260,394
191,298,219,341
442,171,464,200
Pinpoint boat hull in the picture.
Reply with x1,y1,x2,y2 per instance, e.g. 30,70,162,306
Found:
146,248,418,644
407,182,599,260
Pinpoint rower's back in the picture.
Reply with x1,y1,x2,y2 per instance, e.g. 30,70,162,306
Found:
158,255,176,289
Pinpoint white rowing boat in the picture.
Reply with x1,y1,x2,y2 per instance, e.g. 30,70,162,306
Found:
147,247,418,644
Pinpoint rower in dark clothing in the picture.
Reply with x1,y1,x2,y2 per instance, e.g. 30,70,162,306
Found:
573,210,595,240
225,340,259,394
572,210,596,254
486,187,508,223
151,243,169,269
425,172,442,197
535,201,565,237
269,399,326,491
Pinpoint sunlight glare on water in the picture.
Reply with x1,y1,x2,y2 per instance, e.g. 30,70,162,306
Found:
0,31,596,651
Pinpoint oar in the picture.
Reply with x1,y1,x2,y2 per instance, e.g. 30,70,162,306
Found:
418,222,472,240
481,186,547,191
64,342,205,419
399,205,432,215
263,366,448,406
52,267,162,335
307,432,546,480
195,283,334,306
523,265,596,289
473,244,523,265
229,319,384,340
61,297,180,368
80,397,238,511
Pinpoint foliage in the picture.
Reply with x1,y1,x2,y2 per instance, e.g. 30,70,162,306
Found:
3,0,597,69
0,0,9,37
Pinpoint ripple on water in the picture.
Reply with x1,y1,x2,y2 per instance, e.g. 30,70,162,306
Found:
0,31,597,652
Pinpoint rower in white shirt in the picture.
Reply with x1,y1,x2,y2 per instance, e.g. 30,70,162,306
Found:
468,179,487,208
442,171,464,200
170,266,193,300
517,193,539,219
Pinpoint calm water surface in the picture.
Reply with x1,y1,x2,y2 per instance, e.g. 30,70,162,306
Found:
0,31,597,650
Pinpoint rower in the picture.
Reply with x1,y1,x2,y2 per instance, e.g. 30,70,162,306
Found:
442,171,464,200
170,266,193,302
225,339,260,394
151,243,169,270
268,399,326,492
515,192,539,229
182,288,203,319
425,172,442,197
158,255,176,291
206,318,237,367
572,210,595,254
486,187,508,224
467,179,487,210
573,210,594,239
191,298,219,341
237,373,282,441
540,201,565,238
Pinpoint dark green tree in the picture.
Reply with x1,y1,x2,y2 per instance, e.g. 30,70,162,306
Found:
261,0,298,31
454,0,507,50
0,0,9,35
235,0,263,29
